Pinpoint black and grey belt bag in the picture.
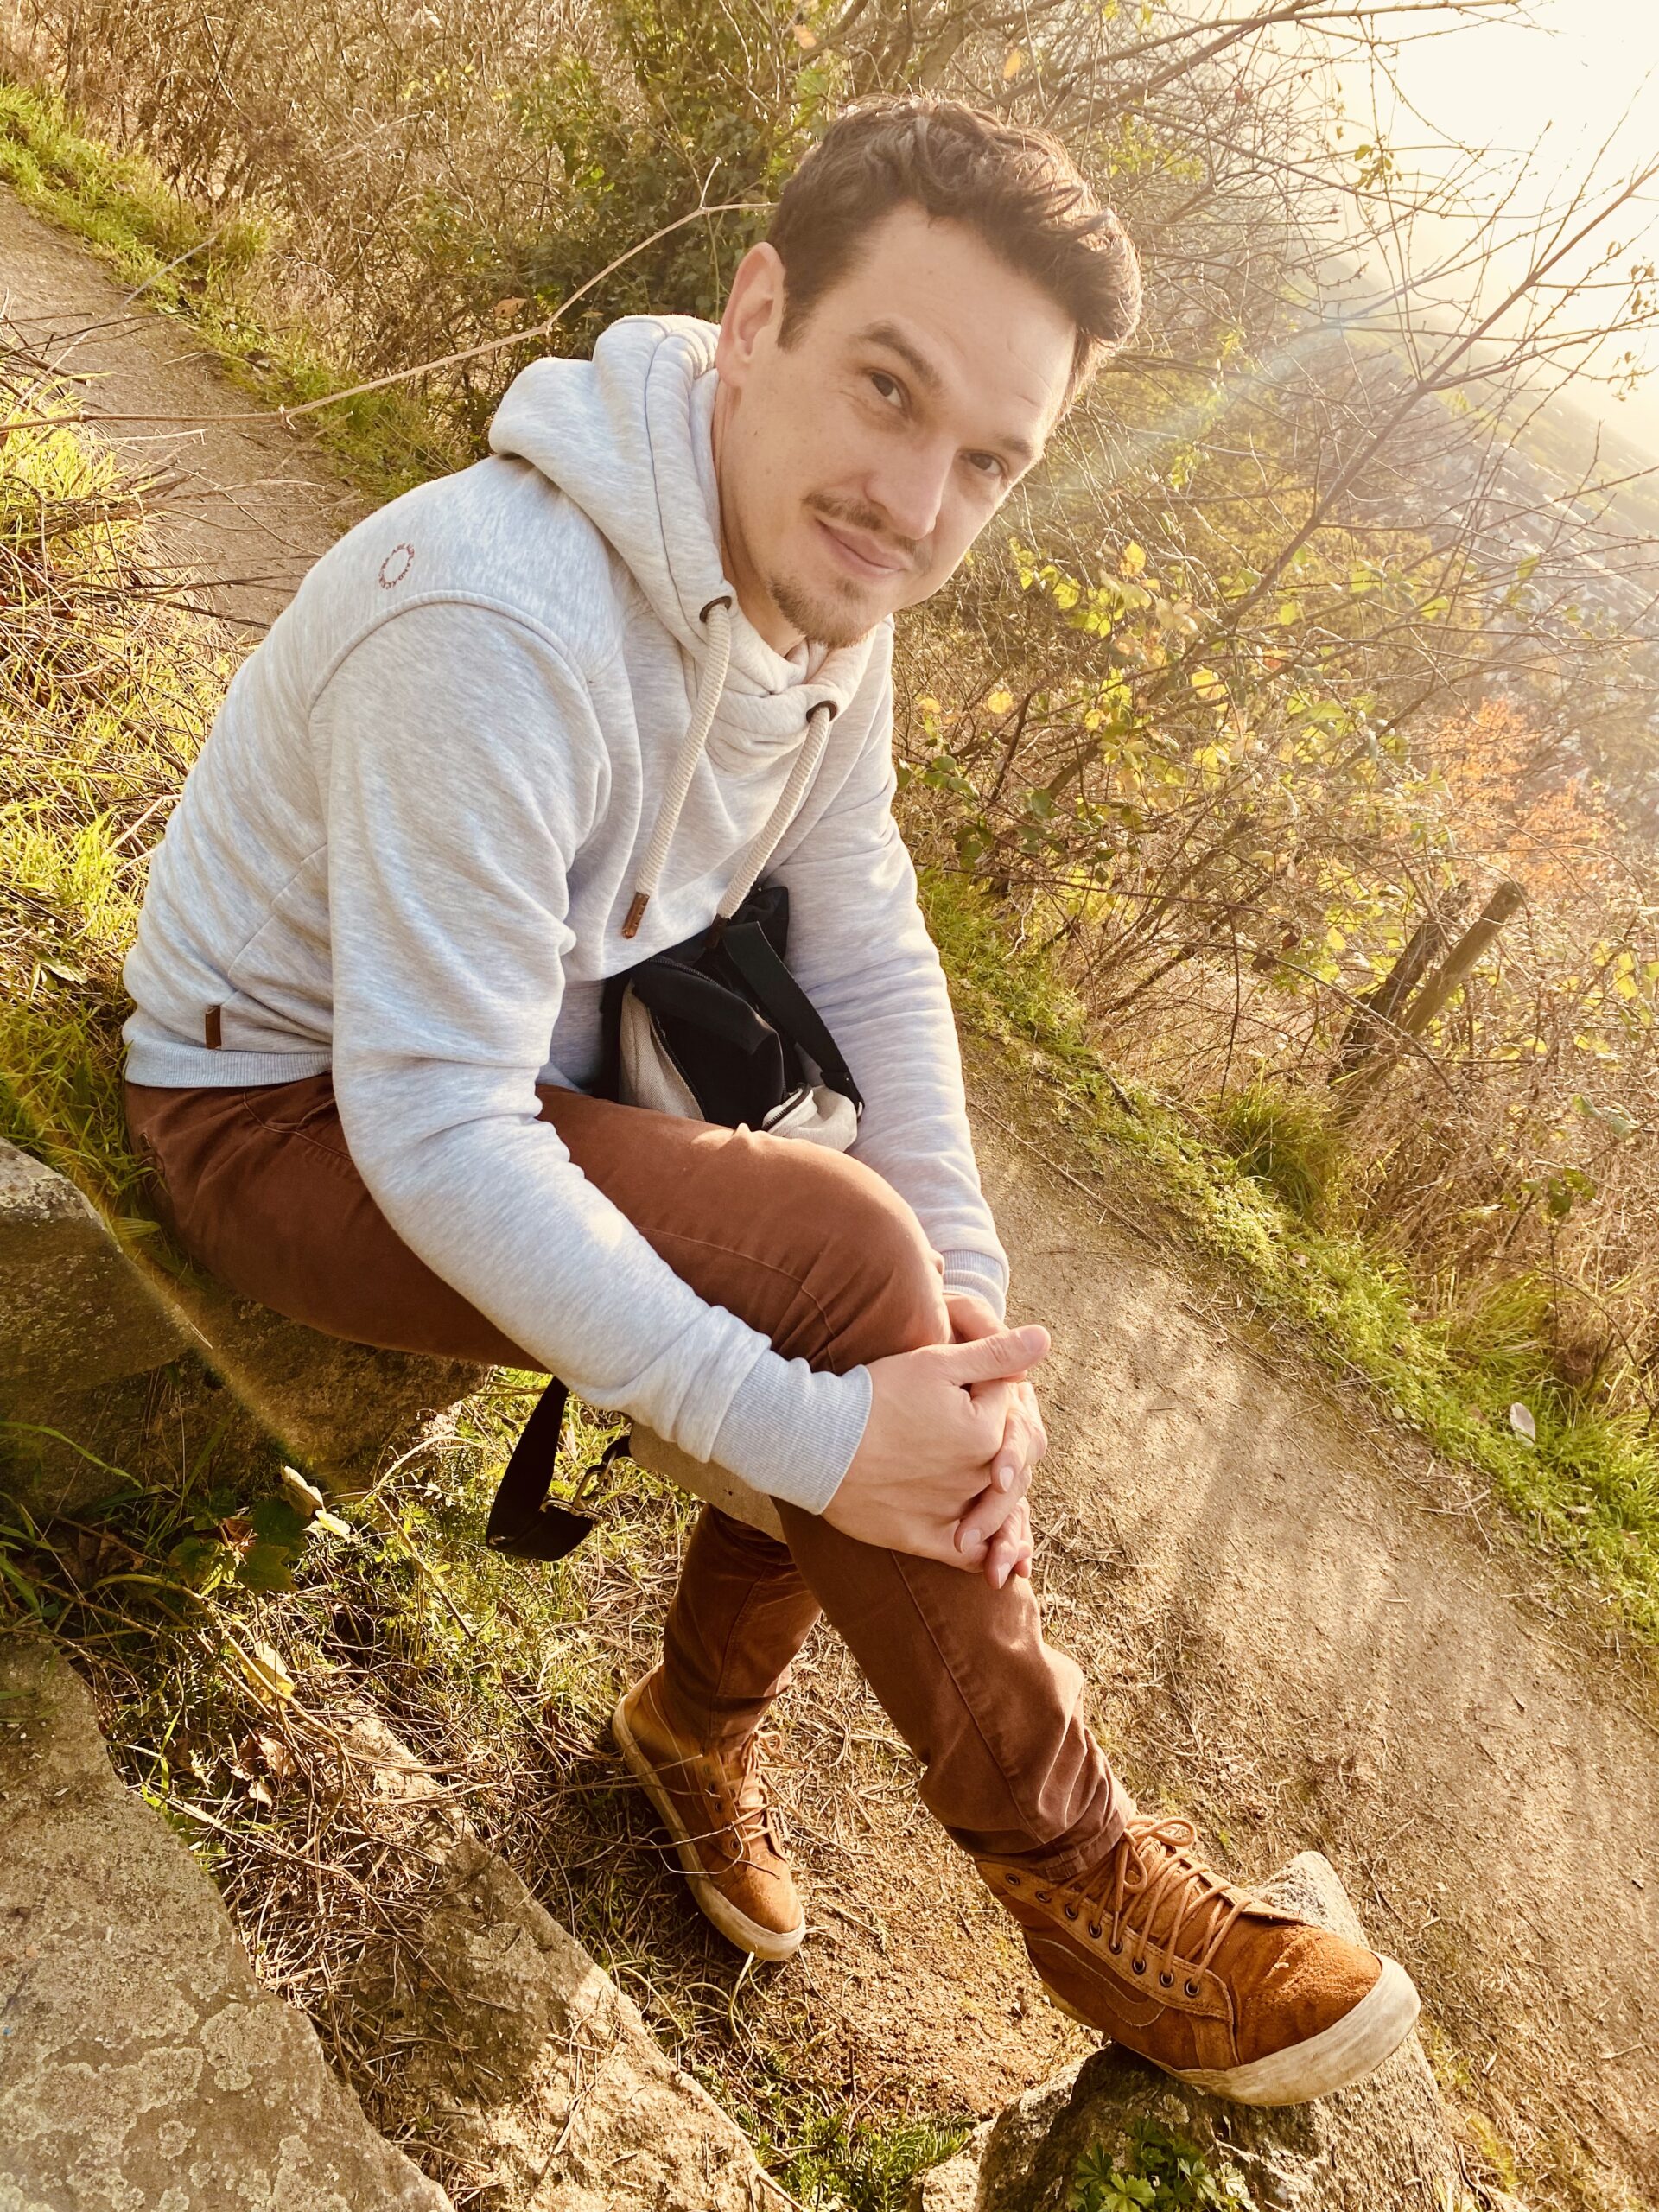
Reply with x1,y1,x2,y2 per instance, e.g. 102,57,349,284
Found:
483,878,862,1564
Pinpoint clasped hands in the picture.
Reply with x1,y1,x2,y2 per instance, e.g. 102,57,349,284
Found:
823,1288,1049,1590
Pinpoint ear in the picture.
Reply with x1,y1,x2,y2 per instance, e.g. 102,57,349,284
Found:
715,241,787,389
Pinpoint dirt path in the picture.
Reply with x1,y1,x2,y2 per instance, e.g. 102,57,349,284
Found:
8,187,1656,2211
0,191,362,628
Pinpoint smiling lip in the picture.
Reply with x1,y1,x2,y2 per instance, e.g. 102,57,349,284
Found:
813,515,910,582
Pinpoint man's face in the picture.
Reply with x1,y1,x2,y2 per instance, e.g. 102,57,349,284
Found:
712,207,1076,652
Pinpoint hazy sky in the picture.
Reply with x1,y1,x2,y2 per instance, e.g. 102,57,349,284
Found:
1335,0,1659,444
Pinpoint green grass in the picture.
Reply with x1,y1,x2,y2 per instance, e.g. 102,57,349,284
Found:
0,79,467,500
0,373,225,1209
925,869,1659,1645
750,2106,974,2211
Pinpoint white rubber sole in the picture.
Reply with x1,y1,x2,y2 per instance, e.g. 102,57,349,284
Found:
611,1691,805,1963
1044,1955,1421,2107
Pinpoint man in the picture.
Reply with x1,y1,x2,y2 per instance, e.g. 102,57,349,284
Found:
122,99,1420,2104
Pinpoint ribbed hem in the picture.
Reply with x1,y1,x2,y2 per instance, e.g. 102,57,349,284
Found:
124,1039,334,1089
711,1356,872,1516
939,1247,1009,1321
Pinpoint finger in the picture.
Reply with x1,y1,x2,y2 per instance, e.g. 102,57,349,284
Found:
984,1515,1027,1589
944,1292,1002,1343
931,1325,1050,1390
991,1402,1042,1489
954,1459,1032,1551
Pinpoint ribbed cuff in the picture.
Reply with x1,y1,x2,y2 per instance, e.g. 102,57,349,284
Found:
938,1247,1009,1321
710,1355,872,1516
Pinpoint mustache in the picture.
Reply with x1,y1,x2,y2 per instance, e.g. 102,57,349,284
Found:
805,495,923,570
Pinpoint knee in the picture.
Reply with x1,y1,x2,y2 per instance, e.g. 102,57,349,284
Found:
769,1141,948,1370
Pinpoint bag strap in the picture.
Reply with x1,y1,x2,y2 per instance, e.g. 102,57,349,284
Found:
720,917,864,1110
485,1380,622,1562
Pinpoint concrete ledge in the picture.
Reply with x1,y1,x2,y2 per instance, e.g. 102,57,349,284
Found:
0,1139,189,1394
1,1138,491,1517
0,1637,454,2211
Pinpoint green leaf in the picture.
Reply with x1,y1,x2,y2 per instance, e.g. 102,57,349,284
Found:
236,1540,297,1593
249,1497,306,1545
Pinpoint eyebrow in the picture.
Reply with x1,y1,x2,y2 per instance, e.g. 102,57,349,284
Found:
854,318,1038,470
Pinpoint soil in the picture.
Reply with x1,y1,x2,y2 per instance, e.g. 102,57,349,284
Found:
6,185,1656,2212
0,190,363,630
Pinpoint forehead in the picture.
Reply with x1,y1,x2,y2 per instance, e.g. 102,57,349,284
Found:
813,205,1075,446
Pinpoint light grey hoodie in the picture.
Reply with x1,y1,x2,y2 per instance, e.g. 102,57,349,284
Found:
123,314,1008,1511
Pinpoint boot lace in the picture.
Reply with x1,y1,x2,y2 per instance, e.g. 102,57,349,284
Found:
704,1727,789,1865
1065,1815,1254,1995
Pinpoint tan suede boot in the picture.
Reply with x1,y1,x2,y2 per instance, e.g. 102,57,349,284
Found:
978,1813,1420,2106
612,1669,805,1961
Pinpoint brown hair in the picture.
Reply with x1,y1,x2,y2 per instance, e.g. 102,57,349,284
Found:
766,98,1141,404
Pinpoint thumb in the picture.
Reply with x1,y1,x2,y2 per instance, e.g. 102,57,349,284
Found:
931,1325,1050,1387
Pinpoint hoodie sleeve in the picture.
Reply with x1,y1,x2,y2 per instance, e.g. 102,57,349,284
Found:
315,601,871,1510
771,662,1010,1319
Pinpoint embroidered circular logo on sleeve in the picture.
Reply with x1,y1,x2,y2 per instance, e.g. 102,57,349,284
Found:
378,543,416,589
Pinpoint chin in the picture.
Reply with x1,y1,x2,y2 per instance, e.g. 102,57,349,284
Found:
769,567,884,652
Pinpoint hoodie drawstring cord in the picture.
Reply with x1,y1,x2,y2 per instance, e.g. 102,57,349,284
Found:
622,596,734,938
620,597,837,941
715,700,835,921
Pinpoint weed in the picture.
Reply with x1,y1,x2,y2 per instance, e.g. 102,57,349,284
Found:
766,2107,975,2211
1070,2122,1250,2211
1209,1079,1342,1222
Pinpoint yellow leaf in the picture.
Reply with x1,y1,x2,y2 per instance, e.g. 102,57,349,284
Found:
1190,667,1224,701
1002,47,1026,78
986,687,1014,715
233,1637,295,1706
792,18,817,48
915,696,941,715
1120,541,1146,576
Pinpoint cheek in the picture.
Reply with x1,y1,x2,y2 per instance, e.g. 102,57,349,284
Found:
915,496,993,588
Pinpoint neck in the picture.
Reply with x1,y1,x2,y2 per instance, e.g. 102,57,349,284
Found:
710,382,804,657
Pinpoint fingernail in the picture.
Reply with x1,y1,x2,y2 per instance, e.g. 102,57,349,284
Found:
995,1462,1014,1491
994,1563,1009,1589
960,1528,987,1553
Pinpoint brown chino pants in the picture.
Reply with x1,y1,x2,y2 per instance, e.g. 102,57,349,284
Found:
124,1071,1129,1876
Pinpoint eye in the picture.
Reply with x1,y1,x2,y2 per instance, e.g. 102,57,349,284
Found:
869,371,905,409
965,451,1007,483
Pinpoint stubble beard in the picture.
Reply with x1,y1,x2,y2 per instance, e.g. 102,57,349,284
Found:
767,566,878,652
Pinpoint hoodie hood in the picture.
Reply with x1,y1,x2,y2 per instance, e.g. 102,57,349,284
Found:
488,314,876,734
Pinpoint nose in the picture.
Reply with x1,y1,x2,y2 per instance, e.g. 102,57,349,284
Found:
866,435,954,549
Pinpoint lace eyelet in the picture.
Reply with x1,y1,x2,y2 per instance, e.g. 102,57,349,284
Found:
1185,1980,1200,1997
1007,1873,1021,1887
1034,1888,1051,1904
1064,1904,1078,1921
1109,1940,1122,1955
1132,1958,1147,1976
1088,1923,1103,1940
1159,1972,1174,1988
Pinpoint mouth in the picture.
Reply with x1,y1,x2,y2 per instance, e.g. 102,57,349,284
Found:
812,514,911,584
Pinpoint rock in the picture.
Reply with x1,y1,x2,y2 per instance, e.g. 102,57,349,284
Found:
0,1637,454,2212
0,1137,488,1515
368,1834,794,2212
911,1853,1476,2212
911,2128,991,2211
159,1269,489,1496
0,1135,189,1396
